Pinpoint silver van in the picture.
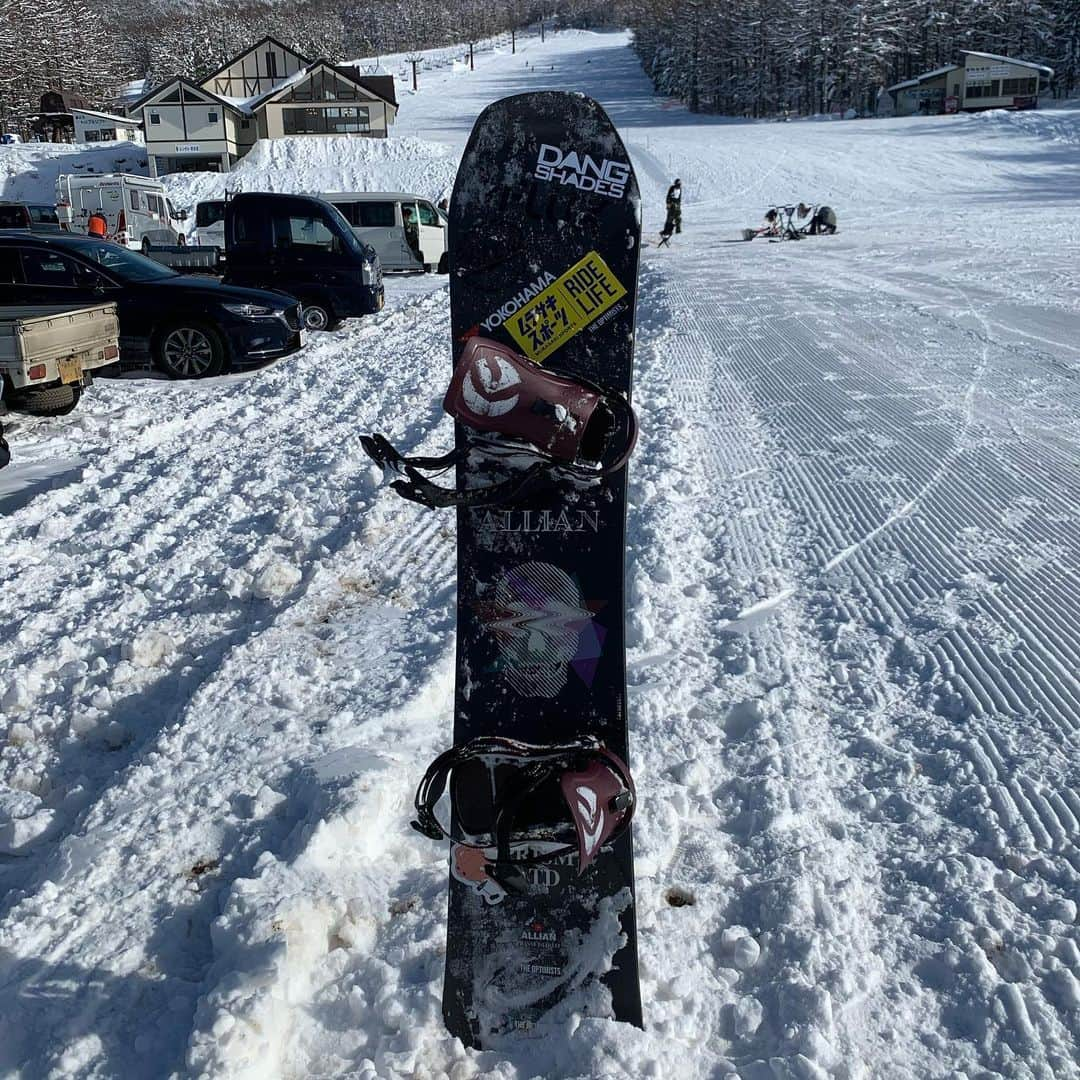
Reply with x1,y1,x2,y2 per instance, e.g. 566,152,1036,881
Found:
322,192,448,274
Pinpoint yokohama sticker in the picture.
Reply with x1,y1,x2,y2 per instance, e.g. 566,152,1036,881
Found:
503,251,627,363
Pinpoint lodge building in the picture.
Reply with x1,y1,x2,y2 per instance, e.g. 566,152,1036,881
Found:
128,36,398,176
885,51,1053,117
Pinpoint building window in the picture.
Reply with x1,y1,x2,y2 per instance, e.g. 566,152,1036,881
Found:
85,130,100,142
966,80,1000,99
149,112,160,125
267,51,278,78
241,117,251,129
1002,77,1037,95
281,106,371,134
280,70,361,104
207,110,219,124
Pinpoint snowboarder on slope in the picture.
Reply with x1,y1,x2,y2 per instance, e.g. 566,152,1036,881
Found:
662,179,682,239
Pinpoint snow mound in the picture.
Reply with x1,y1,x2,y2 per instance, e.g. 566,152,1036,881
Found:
161,136,458,218
0,141,148,203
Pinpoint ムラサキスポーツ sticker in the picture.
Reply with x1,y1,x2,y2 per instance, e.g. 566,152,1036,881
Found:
504,252,627,363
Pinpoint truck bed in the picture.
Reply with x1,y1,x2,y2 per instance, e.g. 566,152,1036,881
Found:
0,304,120,389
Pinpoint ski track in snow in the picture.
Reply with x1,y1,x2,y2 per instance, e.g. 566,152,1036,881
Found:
3,28,1080,1080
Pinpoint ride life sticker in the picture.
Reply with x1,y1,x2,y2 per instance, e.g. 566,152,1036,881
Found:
505,252,627,363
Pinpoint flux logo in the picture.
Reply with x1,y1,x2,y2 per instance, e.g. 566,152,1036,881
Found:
534,143,630,199
460,352,521,418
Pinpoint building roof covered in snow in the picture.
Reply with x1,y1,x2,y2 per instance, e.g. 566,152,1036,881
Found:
70,108,143,127
886,65,962,94
960,51,1054,76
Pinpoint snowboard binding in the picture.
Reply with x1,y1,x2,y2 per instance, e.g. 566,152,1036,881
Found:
361,336,638,510
412,735,636,901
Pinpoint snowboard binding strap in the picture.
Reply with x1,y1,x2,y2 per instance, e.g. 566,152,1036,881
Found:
411,734,636,891
362,336,638,510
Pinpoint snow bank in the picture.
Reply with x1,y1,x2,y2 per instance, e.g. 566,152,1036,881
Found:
0,141,148,202
161,135,459,220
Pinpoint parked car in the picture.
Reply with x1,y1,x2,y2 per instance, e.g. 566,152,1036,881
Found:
56,173,187,253
193,199,226,253
224,193,384,332
322,192,448,274
0,134,20,146
0,203,63,233
0,235,304,379
0,302,119,415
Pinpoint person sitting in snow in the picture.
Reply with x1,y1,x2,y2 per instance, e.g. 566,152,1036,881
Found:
795,203,816,233
797,204,837,235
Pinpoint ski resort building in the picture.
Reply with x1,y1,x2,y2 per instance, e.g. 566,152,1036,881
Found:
886,51,1053,116
71,109,144,145
128,37,399,176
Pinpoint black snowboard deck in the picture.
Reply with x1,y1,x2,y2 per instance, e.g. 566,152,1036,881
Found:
444,92,643,1047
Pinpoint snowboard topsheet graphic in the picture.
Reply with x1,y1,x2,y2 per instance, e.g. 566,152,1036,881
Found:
442,91,643,1047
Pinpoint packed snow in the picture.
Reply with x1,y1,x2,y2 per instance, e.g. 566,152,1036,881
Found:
3,27,1080,1080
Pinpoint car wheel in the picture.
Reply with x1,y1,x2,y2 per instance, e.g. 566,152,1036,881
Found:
154,323,226,379
301,301,335,332
437,253,449,274
141,237,152,254
177,233,187,247
21,383,81,417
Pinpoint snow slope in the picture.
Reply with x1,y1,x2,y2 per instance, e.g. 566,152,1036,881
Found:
4,28,1080,1080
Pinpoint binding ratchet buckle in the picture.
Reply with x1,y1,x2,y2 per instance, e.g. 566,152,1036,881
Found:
411,735,636,901
361,337,638,509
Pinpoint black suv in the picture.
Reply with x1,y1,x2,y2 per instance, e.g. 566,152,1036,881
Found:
0,234,304,378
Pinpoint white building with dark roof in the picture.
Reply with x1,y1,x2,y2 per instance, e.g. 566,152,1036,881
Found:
72,108,144,145
128,37,399,177
885,51,1054,116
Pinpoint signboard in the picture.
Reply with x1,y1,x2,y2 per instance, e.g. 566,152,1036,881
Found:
944,96,959,113
174,143,201,153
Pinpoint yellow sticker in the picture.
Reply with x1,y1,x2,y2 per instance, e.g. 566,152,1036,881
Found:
505,251,627,363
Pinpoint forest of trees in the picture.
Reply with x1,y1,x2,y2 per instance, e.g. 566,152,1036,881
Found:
0,0,612,132
626,0,1080,117
0,0,1075,132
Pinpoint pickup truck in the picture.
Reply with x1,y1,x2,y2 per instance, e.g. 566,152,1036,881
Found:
0,303,120,415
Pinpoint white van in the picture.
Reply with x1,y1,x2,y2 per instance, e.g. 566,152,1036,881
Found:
193,199,226,253
322,192,448,273
55,173,187,252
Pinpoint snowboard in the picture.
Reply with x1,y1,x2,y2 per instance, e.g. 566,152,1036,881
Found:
443,92,643,1047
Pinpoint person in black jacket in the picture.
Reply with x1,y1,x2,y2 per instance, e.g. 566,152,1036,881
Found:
810,205,837,234
662,179,682,238
0,421,10,470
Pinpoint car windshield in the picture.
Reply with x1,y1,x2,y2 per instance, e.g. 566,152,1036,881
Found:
324,203,367,257
78,241,177,281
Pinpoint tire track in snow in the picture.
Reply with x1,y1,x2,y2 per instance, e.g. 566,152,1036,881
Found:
0,285,464,1077
0,285,454,882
